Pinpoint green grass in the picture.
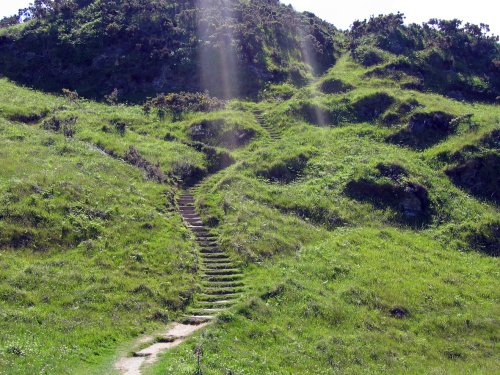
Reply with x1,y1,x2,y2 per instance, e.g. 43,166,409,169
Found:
0,52,499,374
148,228,498,374
0,116,197,374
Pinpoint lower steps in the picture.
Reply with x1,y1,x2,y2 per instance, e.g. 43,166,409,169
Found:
178,191,244,324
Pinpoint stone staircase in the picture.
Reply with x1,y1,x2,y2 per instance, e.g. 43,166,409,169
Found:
254,110,280,141
178,193,244,324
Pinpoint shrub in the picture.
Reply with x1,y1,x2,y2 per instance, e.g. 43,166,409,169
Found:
353,45,386,67
144,92,225,121
104,88,119,105
62,88,79,102
110,120,126,136
42,116,77,137
188,119,256,149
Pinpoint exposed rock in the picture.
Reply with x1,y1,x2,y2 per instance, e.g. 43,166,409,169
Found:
445,153,499,204
352,92,395,122
319,78,354,94
345,179,431,224
387,111,455,149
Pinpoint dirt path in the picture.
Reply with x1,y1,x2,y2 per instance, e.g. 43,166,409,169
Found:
114,111,277,374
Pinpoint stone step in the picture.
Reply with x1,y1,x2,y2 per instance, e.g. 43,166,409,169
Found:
199,243,220,249
196,235,217,240
200,250,224,256
203,269,240,276
201,263,235,270
202,281,245,288
181,315,214,325
198,293,241,301
201,287,244,295
186,220,204,226
182,212,200,217
188,308,226,316
200,252,228,259
195,299,237,308
202,274,243,282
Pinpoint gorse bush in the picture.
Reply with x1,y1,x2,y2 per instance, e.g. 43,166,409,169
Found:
144,92,225,121
348,13,500,101
0,0,340,101
352,45,386,66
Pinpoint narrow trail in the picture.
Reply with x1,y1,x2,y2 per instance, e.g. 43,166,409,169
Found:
115,111,277,375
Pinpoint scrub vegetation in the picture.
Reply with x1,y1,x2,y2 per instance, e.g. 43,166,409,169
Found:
0,2,498,374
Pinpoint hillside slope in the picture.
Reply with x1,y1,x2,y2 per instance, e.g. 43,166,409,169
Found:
0,0,339,100
0,3,498,375
0,50,498,373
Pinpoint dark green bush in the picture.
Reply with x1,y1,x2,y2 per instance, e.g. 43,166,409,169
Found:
353,45,386,66
144,92,225,121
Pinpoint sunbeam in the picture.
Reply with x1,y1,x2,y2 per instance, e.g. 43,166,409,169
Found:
196,0,240,99
296,20,328,126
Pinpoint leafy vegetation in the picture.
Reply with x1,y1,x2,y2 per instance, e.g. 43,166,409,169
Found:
0,2,498,374
348,13,500,101
0,0,340,100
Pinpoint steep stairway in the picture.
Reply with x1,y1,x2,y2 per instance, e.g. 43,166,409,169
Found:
115,110,278,374
254,110,280,142
178,193,243,323
115,191,243,375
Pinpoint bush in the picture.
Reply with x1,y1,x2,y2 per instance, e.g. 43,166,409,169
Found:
144,92,225,121
42,116,77,137
353,45,386,67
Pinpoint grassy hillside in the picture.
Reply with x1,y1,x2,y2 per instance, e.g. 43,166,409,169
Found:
0,19,498,374
0,83,204,373
142,56,499,374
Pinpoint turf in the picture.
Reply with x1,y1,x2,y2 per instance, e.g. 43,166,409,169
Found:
0,52,498,374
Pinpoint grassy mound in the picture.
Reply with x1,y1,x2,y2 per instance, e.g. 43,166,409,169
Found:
0,117,197,374
188,117,257,150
